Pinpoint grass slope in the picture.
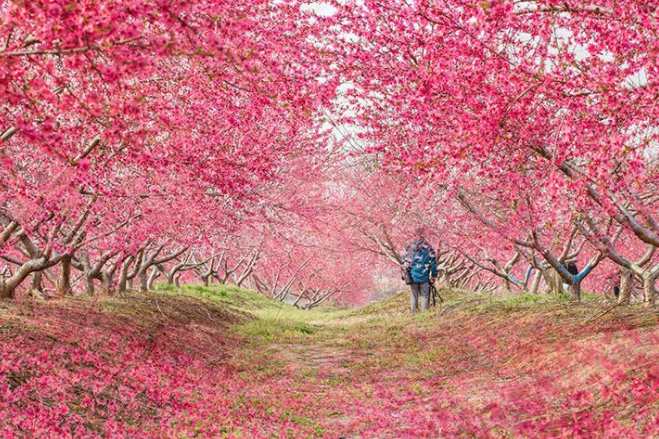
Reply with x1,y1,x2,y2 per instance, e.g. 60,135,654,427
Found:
3,285,659,438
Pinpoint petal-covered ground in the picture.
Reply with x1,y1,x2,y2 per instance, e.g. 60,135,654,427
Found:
2,286,659,438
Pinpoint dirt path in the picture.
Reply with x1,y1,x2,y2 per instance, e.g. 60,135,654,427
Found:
228,298,659,439
14,288,659,438
282,344,353,378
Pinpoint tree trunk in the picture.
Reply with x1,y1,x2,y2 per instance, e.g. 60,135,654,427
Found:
0,279,14,299
85,275,95,296
117,273,127,295
139,269,148,292
292,290,306,308
568,281,581,302
643,274,657,307
117,259,132,296
552,270,563,295
100,273,114,295
530,271,541,294
147,267,160,290
57,256,73,296
617,269,633,305
174,273,181,287
30,271,45,298
537,266,552,294
0,257,55,299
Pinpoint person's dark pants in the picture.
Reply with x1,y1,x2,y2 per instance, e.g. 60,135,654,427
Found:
410,282,430,312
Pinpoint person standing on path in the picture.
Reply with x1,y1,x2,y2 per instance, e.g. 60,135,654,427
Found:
401,228,438,312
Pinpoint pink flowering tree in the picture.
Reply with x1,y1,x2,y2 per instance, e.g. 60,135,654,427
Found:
323,0,659,303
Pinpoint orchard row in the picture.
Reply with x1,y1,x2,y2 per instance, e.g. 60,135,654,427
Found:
1,0,657,304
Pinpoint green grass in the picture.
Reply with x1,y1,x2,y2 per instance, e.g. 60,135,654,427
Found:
155,283,281,311
353,287,474,317
141,282,659,439
150,283,616,361
8,280,647,439
156,282,609,321
238,318,318,344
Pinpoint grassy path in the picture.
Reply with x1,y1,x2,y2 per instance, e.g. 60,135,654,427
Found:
224,289,659,438
4,285,659,438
